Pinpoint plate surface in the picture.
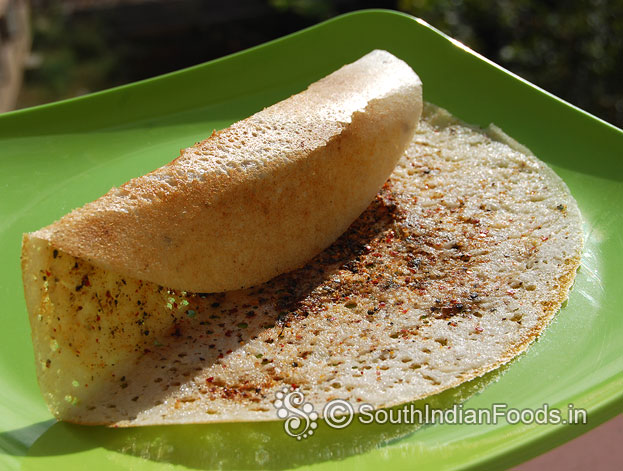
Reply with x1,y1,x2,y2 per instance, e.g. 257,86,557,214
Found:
1,9,622,471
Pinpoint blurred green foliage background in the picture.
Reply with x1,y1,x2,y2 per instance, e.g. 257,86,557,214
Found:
18,0,622,127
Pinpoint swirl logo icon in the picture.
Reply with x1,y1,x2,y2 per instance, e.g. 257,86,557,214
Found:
323,399,355,429
273,387,319,440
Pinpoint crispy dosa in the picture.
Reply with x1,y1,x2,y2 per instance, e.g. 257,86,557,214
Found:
25,50,422,294
22,104,583,425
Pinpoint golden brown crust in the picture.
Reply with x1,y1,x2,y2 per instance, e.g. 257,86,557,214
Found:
29,50,423,293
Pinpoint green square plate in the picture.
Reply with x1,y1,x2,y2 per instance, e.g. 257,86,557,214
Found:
1,9,622,471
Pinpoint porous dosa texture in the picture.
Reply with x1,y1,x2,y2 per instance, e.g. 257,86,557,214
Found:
27,50,422,293
22,104,582,426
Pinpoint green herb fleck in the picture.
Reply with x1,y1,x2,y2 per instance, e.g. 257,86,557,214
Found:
64,395,79,406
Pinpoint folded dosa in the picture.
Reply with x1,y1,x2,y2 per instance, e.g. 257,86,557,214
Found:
24,50,423,294
21,104,582,425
